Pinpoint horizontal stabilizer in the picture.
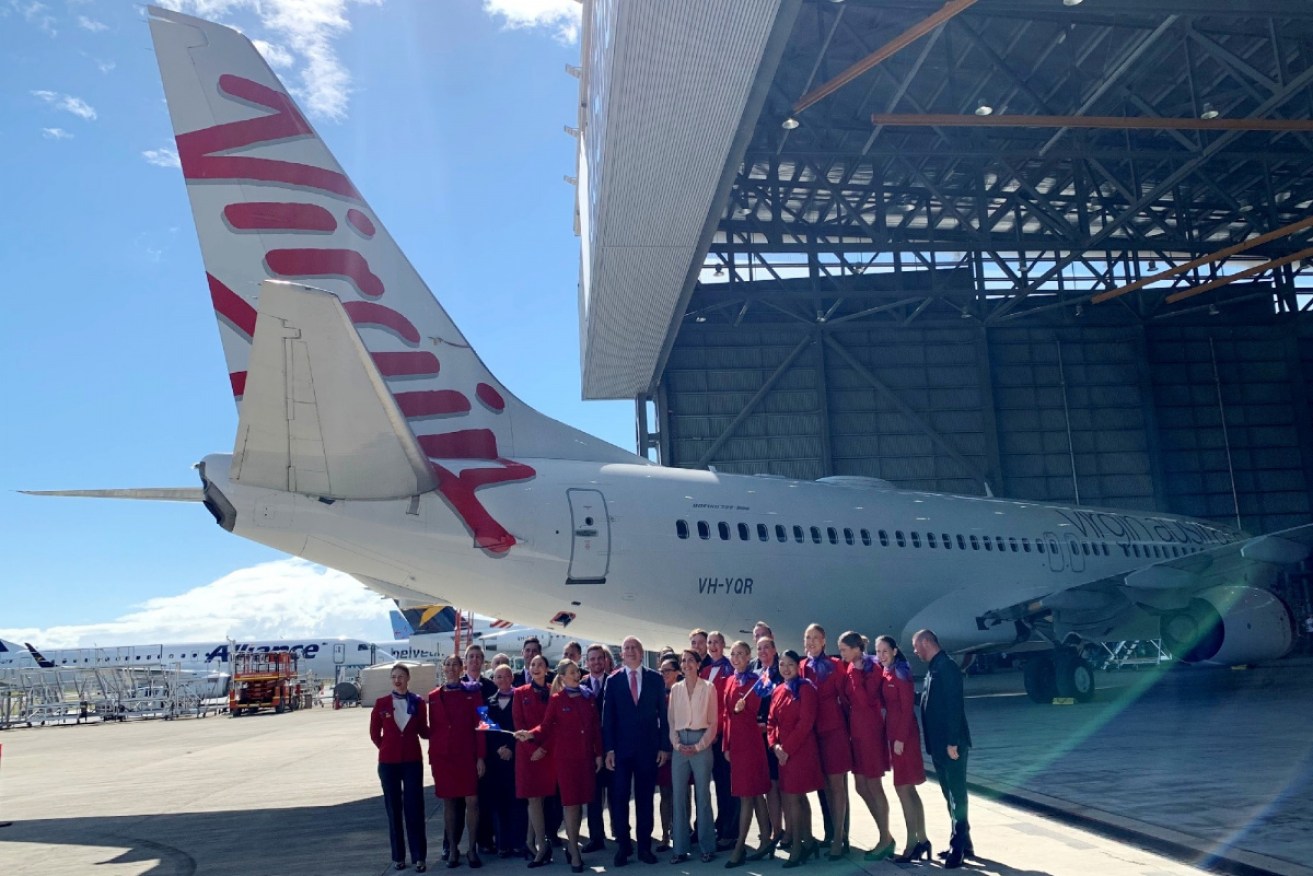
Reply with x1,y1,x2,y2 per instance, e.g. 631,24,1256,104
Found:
21,488,205,502
231,281,438,500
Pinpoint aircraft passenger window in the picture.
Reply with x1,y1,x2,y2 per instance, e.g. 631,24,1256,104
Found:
698,521,710,540
970,535,980,550
879,530,890,547
957,534,967,550
677,520,689,539
738,523,750,541
942,533,952,549
1009,537,1018,552
776,525,787,543
983,538,992,551
1021,538,1031,552
895,531,906,547
809,526,821,544
718,522,730,541
793,525,804,543
758,524,769,542
927,532,937,548
911,531,921,548
1132,544,1140,557
827,527,838,545
1081,542,1090,556
860,529,872,546
843,528,854,545
996,536,1006,552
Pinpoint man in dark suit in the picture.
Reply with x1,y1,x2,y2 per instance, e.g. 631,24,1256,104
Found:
913,629,973,869
511,636,546,687
583,643,614,852
603,636,670,866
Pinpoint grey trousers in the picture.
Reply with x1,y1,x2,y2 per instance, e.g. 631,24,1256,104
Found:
671,730,715,856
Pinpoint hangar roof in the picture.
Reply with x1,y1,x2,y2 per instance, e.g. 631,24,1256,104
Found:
576,0,1313,400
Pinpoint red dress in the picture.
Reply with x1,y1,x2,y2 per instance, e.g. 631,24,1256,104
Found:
530,687,603,806
513,683,556,798
844,657,889,778
802,654,853,775
428,684,486,799
722,672,770,797
880,663,926,786
767,680,824,795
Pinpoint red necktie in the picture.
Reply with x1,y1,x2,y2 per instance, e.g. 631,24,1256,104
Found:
629,668,639,704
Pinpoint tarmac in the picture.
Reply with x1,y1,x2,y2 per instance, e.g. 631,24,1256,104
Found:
0,659,1308,876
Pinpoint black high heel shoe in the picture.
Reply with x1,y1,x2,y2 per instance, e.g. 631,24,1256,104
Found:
467,850,483,870
747,836,778,862
891,840,931,864
802,840,820,864
446,851,462,869
527,846,553,869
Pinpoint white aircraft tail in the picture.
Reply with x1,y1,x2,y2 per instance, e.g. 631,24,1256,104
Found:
146,7,640,472
147,6,640,551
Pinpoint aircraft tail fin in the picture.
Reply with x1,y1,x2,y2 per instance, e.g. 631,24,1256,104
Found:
147,6,642,472
389,611,413,642
398,604,462,636
25,643,55,669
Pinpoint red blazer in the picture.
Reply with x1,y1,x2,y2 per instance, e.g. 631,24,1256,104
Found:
802,654,849,736
371,692,429,764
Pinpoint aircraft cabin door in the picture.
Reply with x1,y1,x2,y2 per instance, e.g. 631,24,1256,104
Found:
566,489,610,585
333,643,345,665
1043,532,1063,572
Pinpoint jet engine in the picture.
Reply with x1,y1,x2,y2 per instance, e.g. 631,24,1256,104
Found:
1160,585,1293,665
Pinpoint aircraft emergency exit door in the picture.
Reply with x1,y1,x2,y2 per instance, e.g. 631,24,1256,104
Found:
566,489,610,584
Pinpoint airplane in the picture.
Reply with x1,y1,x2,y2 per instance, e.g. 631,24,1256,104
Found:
0,635,389,683
381,603,569,664
27,6,1312,705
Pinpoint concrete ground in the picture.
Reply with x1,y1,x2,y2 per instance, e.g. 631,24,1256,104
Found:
958,656,1313,876
0,659,1308,876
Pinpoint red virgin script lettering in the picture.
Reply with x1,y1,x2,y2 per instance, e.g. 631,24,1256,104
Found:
182,74,534,553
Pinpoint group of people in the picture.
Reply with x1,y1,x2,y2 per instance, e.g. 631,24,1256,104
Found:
368,625,973,873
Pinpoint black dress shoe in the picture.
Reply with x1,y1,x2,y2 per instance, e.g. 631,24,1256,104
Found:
614,850,630,868
415,864,427,873
637,849,658,865
394,863,407,871
582,840,606,853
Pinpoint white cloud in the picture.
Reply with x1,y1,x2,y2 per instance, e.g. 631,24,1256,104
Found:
32,89,98,121
13,0,57,36
253,38,295,69
42,127,73,139
159,0,384,121
0,559,392,648
482,0,581,44
76,14,106,31
142,145,181,168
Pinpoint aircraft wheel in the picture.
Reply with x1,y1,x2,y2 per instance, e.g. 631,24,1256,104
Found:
1022,654,1058,703
1053,649,1096,703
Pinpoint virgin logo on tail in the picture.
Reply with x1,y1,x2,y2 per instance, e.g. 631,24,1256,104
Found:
179,72,534,552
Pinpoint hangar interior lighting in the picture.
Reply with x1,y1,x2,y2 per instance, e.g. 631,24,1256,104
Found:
782,116,800,130
1201,102,1220,120
1062,0,1083,6
975,99,994,116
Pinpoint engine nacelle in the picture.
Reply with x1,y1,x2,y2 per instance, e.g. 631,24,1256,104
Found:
1161,585,1293,665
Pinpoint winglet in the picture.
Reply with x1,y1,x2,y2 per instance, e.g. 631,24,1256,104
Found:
231,280,438,499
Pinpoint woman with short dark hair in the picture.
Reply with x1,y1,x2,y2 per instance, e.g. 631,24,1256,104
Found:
876,635,929,863
767,649,823,868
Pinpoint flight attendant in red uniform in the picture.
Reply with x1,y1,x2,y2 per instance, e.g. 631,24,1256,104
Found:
430,654,487,869
371,664,430,872
513,655,556,867
721,640,771,868
876,635,929,863
801,623,851,860
516,659,603,873
767,649,823,868
838,631,896,860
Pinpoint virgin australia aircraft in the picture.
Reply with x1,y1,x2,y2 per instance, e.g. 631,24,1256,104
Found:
383,603,569,664
28,7,1312,704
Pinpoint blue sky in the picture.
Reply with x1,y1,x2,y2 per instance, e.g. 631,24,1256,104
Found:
0,0,633,646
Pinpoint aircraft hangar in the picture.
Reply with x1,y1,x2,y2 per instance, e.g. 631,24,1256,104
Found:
575,0,1313,551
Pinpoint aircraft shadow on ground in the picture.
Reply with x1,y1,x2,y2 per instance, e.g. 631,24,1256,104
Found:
0,795,439,876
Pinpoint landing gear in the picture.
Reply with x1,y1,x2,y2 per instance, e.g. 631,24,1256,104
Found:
1053,649,1096,702
1023,648,1096,703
